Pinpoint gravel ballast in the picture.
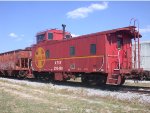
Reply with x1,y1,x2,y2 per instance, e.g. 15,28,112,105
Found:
0,77,150,104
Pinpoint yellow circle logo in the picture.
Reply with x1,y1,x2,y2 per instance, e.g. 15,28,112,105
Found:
35,47,46,69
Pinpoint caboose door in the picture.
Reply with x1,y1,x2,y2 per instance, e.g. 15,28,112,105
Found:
106,34,124,85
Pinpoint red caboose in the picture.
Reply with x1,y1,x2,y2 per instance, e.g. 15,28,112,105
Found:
0,49,32,78
32,25,141,85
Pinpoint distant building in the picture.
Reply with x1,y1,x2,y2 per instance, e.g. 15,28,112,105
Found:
140,41,150,71
132,41,150,71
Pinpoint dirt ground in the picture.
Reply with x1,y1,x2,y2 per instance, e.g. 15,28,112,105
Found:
0,77,150,113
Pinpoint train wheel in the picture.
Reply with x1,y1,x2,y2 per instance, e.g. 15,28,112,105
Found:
81,75,89,85
96,76,107,86
49,73,55,83
7,70,13,77
18,70,28,78
117,76,125,85
120,77,125,85
1,70,5,76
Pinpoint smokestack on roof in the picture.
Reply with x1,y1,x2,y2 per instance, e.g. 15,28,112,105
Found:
62,24,66,39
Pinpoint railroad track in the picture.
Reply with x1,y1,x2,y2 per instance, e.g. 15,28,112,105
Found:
1,76,150,95
125,89,150,95
117,86,150,95
52,81,150,95
89,84,150,95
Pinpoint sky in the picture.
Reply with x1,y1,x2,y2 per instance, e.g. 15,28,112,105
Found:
0,1,150,53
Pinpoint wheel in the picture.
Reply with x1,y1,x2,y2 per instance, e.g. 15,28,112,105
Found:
120,76,125,85
19,70,28,78
81,75,89,85
117,76,125,85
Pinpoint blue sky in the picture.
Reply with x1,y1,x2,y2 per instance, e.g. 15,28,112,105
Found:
0,1,150,53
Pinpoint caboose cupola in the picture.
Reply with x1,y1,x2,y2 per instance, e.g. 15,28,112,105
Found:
36,25,71,44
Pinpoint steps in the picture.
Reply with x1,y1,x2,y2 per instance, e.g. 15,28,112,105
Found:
107,74,119,85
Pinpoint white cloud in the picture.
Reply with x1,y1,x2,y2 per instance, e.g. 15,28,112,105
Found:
67,2,108,19
71,33,79,37
9,33,18,38
139,25,150,33
8,33,24,41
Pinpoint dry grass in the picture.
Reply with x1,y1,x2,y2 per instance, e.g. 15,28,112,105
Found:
0,78,150,113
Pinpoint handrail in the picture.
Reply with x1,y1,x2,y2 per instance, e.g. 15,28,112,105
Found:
97,56,104,71
129,18,140,69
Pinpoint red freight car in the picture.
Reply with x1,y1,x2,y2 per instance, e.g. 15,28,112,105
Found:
0,49,32,78
32,25,141,85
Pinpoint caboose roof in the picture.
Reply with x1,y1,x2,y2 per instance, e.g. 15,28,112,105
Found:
33,26,142,46
73,26,142,38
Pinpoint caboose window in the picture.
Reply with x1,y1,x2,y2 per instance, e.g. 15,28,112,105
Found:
48,33,53,40
90,44,96,55
117,38,123,49
66,35,71,39
70,46,75,56
46,50,50,59
37,34,45,43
